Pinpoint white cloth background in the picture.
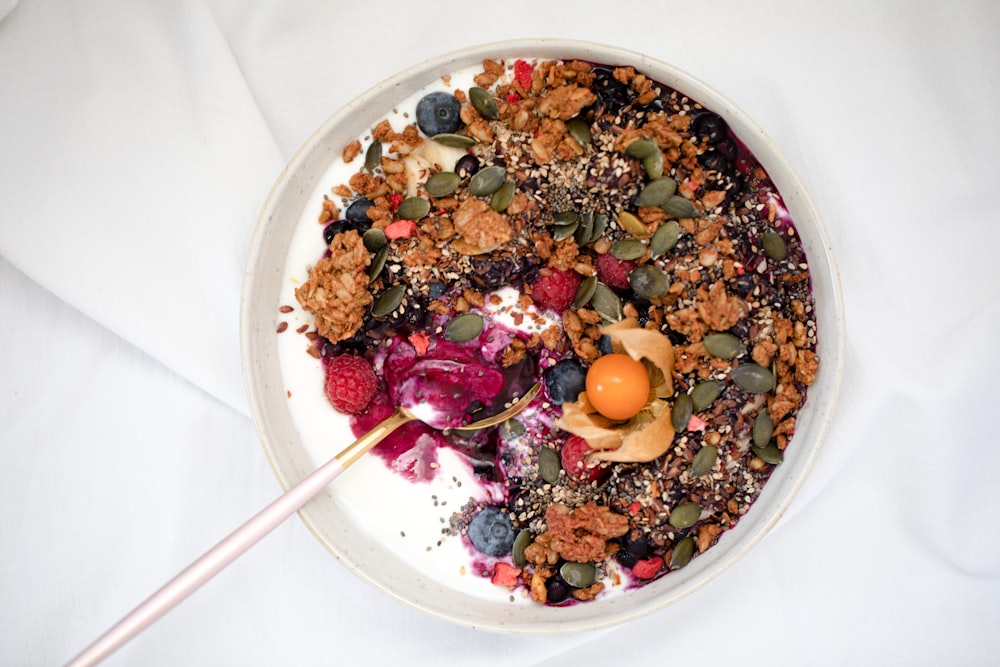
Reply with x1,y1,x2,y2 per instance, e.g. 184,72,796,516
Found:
2,1,998,664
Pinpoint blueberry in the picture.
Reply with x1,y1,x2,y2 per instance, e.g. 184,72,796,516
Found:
699,151,731,175
715,139,738,162
616,550,639,568
426,281,447,299
598,335,614,356
323,219,348,245
455,154,480,178
725,173,746,205
692,112,728,144
401,299,428,329
591,66,630,114
544,358,587,406
470,256,516,290
467,506,515,557
616,532,650,569
631,299,651,328
622,532,650,558
416,91,462,136
345,198,374,228
545,575,570,604
472,460,498,480
733,273,756,297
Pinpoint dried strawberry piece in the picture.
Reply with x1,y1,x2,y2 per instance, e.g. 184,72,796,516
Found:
687,414,708,432
384,219,416,239
514,59,533,90
632,556,664,580
407,331,430,355
387,192,404,212
491,562,522,587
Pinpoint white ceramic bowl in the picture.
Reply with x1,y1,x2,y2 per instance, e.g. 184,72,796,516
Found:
241,39,845,633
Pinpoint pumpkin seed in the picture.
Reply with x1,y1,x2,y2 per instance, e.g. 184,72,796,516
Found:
490,180,515,212
367,245,389,282
651,220,680,257
668,502,702,529
610,238,646,260
642,151,664,180
567,117,592,146
690,380,724,411
468,165,505,196
629,265,670,298
371,283,405,317
431,133,476,148
624,137,658,159
396,196,430,221
574,211,594,245
500,418,525,438
538,446,561,484
512,529,532,568
690,445,718,478
670,536,695,569
617,211,647,238
702,333,745,360
573,275,598,308
553,210,579,226
762,230,787,261
753,409,773,449
364,140,382,172
635,178,677,207
469,86,498,120
662,195,698,219
559,561,597,588
552,220,579,241
591,282,623,322
731,363,775,393
424,171,461,197
589,213,609,242
753,442,784,465
362,228,387,252
444,312,484,342
671,393,693,431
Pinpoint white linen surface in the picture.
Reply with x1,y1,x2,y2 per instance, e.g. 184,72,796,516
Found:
2,0,998,664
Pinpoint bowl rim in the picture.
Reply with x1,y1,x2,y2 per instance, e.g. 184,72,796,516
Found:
240,37,846,634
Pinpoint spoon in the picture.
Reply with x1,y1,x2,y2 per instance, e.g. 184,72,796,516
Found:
66,382,542,667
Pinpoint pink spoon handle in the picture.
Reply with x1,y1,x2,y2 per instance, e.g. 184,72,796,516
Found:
65,408,414,667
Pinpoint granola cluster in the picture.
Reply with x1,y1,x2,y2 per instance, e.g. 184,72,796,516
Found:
521,503,628,603
284,56,819,605
294,230,372,343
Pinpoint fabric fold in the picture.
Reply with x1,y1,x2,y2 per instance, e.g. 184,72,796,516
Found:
0,0,286,413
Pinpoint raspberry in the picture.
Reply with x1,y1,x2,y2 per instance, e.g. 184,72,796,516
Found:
559,435,609,483
594,253,636,290
324,354,379,414
531,269,581,312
